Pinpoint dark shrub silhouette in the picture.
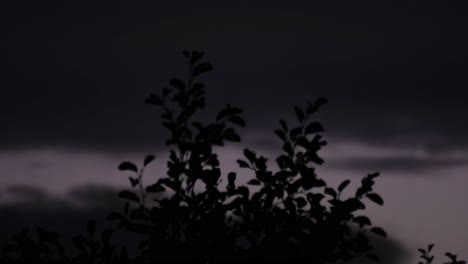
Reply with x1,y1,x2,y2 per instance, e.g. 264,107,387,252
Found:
417,244,466,264
0,51,464,264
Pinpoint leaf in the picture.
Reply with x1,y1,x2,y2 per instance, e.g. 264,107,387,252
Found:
366,253,380,262
107,212,124,221
289,127,302,141
284,198,296,214
296,136,309,149
313,178,326,187
307,193,325,203
129,177,139,187
371,227,387,238
36,227,58,242
144,155,156,166
169,78,185,90
228,172,236,184
294,106,305,122
192,122,204,132
118,162,138,173
193,62,213,76
294,197,308,208
130,207,147,220
228,116,246,127
120,247,128,259
338,179,351,193
307,153,324,165
223,128,241,142
126,222,151,234
366,193,384,206
87,220,96,236
146,183,165,193
72,236,89,251
158,178,178,191
353,216,372,228
282,142,294,155
279,120,288,131
274,129,287,141
247,179,261,186
225,197,243,210
101,229,113,244
144,94,163,106
118,190,140,204
243,148,256,161
349,199,366,210
228,106,243,116
190,82,205,91
190,51,205,64
306,97,328,114
237,186,250,198
237,160,250,168
428,243,434,252
305,122,324,135
324,187,337,198
316,97,328,106
216,108,229,121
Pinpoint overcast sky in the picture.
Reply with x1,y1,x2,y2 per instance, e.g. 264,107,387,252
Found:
2,1,468,263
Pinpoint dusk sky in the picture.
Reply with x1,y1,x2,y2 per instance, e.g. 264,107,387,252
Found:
2,1,468,263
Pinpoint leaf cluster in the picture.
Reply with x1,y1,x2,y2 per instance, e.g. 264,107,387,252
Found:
418,244,466,264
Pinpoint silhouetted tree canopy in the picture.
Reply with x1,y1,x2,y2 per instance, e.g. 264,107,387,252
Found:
0,51,464,264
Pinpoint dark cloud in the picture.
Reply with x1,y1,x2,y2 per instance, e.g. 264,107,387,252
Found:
347,236,410,264
0,184,142,256
329,156,468,173
67,184,122,208
2,0,468,153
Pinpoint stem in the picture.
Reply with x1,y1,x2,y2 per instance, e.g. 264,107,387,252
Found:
138,169,146,208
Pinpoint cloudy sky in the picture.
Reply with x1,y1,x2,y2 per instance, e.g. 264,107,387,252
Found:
2,1,468,262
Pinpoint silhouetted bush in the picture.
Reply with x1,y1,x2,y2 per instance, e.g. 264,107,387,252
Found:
0,51,464,264
417,244,466,264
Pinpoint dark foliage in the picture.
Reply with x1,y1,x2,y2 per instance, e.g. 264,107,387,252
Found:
0,51,464,264
417,244,466,264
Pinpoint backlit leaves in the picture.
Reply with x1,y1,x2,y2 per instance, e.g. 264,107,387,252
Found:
247,179,261,186
193,62,213,76
338,179,351,193
118,162,138,173
305,122,324,135
370,227,387,238
325,187,337,199
118,190,140,204
237,159,250,168
353,216,372,228
294,106,305,122
366,193,384,206
144,155,156,166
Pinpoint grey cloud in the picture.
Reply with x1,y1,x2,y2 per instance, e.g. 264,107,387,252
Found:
241,133,468,174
